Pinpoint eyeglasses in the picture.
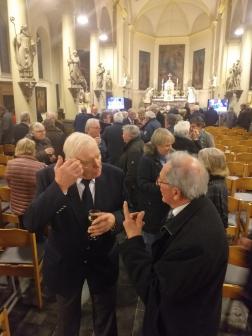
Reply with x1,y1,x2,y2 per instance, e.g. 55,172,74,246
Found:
156,177,171,187
78,154,101,168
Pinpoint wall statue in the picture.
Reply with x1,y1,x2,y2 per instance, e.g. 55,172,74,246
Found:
68,49,87,91
226,60,242,91
11,18,36,78
105,70,112,91
96,63,105,89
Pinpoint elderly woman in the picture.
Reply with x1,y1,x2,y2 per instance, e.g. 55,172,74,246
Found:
6,138,46,226
173,120,202,154
137,128,174,251
198,147,229,228
27,122,56,164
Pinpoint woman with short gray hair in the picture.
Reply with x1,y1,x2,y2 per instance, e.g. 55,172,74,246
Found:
198,147,228,227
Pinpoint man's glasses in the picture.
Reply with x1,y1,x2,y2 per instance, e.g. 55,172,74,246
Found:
156,177,171,187
78,154,101,168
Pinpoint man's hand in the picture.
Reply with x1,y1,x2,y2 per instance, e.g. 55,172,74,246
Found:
123,201,145,239
88,212,116,236
54,156,83,193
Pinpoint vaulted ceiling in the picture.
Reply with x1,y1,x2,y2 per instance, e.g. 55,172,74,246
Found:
125,0,221,37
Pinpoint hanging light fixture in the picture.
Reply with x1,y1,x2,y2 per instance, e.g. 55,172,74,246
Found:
99,32,108,41
234,25,244,36
77,14,88,25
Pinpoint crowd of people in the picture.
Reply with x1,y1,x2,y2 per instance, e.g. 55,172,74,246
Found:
1,100,252,335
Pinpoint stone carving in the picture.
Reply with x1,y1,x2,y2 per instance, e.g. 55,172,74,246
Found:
68,49,87,91
10,17,36,78
105,70,112,91
226,60,242,91
96,63,105,89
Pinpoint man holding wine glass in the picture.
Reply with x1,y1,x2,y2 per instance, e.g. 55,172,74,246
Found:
24,132,125,336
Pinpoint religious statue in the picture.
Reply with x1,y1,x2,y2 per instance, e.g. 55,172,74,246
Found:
226,60,242,91
163,74,175,101
187,87,196,103
11,18,36,78
68,49,88,91
96,63,105,89
105,70,113,91
143,87,154,104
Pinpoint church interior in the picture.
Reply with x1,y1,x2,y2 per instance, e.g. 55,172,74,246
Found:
1,0,252,335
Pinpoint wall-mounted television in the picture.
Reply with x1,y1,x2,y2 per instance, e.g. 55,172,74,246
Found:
107,97,125,110
207,98,229,113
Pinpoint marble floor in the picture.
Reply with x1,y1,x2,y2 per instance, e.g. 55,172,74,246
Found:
0,259,251,336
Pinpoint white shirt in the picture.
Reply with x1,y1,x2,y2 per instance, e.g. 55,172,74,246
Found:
171,203,190,217
76,178,95,201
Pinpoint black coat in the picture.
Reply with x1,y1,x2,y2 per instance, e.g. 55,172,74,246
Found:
24,163,125,295
173,135,202,154
102,122,124,166
13,122,29,144
120,196,228,336
137,154,169,233
118,136,144,209
141,118,161,143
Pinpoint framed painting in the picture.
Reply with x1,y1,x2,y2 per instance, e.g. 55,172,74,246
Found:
158,44,185,90
192,49,205,89
35,86,47,115
249,52,252,90
139,50,150,90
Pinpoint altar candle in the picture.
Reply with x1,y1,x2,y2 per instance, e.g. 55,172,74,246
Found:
176,78,178,88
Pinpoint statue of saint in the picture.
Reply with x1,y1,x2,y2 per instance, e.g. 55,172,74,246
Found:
96,63,105,89
143,87,154,104
226,60,242,91
187,87,196,103
14,24,36,78
163,74,175,101
68,49,87,90
105,70,113,91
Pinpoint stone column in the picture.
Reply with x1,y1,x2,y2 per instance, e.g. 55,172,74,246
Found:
90,32,100,108
62,10,77,119
7,0,36,121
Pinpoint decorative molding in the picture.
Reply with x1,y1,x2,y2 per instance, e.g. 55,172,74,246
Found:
18,80,37,102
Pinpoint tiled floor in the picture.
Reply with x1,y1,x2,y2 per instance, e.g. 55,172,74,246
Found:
0,259,251,336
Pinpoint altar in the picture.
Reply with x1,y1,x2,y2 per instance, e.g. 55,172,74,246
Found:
151,96,187,109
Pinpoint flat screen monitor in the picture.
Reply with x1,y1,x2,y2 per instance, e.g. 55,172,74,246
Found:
207,98,229,113
107,97,125,110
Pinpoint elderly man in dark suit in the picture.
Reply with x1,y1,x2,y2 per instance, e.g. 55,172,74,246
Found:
120,151,228,336
24,132,125,336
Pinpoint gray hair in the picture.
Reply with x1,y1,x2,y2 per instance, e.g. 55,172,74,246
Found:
113,112,124,123
198,148,229,177
165,151,208,200
30,122,45,132
122,124,140,138
46,111,57,121
145,110,156,119
174,120,190,137
20,111,30,123
63,132,97,159
85,118,100,133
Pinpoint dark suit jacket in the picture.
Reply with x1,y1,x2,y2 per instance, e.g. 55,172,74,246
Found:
102,122,124,166
120,196,228,336
24,163,125,295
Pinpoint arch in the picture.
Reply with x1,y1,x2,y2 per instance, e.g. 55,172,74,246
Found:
191,13,210,34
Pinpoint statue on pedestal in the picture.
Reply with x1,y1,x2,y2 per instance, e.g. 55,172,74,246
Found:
105,70,113,91
226,60,242,91
143,87,154,104
187,87,196,103
68,49,88,91
11,18,36,78
96,63,105,89
163,74,175,101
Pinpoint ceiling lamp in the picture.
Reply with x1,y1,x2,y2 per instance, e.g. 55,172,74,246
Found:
77,15,88,25
99,32,108,41
234,26,244,36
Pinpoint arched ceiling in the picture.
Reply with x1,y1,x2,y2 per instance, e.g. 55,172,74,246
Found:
126,0,220,37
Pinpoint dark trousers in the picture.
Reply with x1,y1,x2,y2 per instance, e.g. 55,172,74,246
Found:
55,281,118,336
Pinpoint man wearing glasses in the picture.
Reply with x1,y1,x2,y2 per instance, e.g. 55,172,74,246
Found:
120,151,228,336
24,132,125,336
